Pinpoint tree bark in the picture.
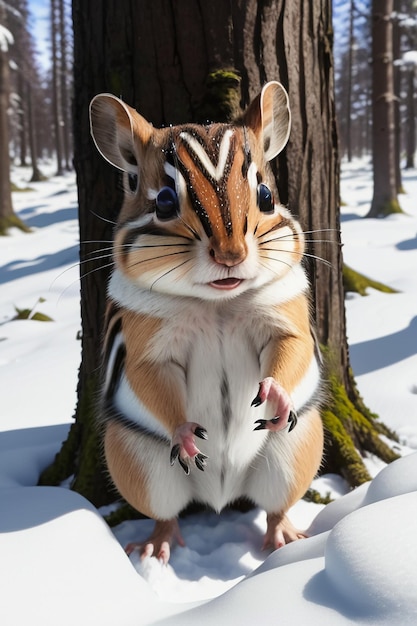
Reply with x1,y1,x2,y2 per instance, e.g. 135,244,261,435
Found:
40,0,398,504
51,0,64,176
405,65,415,169
27,81,43,182
17,70,28,166
392,0,403,192
368,0,402,216
0,6,14,224
58,0,72,170
346,0,355,162
0,3,28,235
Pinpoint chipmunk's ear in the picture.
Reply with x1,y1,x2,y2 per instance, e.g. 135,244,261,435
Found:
242,81,291,161
89,94,153,173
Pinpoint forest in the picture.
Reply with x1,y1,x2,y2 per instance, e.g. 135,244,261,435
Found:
1,1,417,624
1,1,416,234
0,0,415,497
0,0,417,232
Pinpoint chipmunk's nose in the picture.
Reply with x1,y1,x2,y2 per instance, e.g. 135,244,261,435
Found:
209,238,247,267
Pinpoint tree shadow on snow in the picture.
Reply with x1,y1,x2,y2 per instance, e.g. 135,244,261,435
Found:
0,424,96,533
22,206,77,229
0,246,79,285
396,233,417,251
350,316,417,376
340,212,363,222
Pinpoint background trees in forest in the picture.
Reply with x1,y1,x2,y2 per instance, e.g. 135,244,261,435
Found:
1,1,416,226
0,0,73,235
334,0,417,216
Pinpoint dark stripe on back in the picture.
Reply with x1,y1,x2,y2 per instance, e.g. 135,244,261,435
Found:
103,317,122,367
104,343,126,402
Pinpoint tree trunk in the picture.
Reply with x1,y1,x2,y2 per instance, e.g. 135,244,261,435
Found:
346,0,355,162
27,81,43,182
405,65,415,169
392,0,403,193
0,10,14,221
40,0,398,504
0,4,28,235
368,0,402,217
51,0,64,176
17,70,28,166
58,0,72,170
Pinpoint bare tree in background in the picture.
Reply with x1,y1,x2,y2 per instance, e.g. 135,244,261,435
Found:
393,0,404,193
58,0,71,170
346,0,355,162
0,1,29,234
9,0,43,182
368,0,402,216
51,0,63,175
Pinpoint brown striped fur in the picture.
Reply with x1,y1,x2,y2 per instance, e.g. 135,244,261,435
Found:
90,83,324,561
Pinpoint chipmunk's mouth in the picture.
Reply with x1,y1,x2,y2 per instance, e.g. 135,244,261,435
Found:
209,278,243,290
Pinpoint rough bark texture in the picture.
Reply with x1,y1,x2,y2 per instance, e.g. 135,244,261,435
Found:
0,28,14,227
368,0,402,217
0,4,28,235
40,0,398,504
51,0,64,176
405,66,415,170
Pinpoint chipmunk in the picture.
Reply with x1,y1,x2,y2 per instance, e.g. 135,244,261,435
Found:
89,81,323,564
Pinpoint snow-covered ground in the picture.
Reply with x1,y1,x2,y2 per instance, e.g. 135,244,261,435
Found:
1,159,416,625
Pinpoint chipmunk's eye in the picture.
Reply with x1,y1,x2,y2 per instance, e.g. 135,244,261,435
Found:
257,183,274,214
128,173,138,192
155,186,179,220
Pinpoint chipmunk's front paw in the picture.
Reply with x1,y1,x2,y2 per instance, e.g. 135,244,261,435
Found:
252,377,297,433
170,423,208,474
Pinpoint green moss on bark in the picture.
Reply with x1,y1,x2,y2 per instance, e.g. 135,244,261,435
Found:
38,420,80,486
105,503,145,527
303,489,333,505
367,198,404,218
343,265,397,296
195,68,241,122
321,375,399,487
0,214,31,236
39,374,110,505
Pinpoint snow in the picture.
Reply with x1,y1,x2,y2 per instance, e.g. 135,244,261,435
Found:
0,23,13,52
1,158,417,625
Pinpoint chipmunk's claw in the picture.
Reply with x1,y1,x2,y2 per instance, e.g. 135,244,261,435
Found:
195,453,208,471
170,423,208,474
170,441,207,474
254,417,280,431
194,426,208,440
252,378,296,433
178,456,190,475
288,410,298,432
170,444,180,465
251,393,263,408
170,444,190,474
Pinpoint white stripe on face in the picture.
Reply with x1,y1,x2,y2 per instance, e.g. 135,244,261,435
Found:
179,129,233,181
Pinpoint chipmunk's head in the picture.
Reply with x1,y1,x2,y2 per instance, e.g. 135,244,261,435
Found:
90,81,304,301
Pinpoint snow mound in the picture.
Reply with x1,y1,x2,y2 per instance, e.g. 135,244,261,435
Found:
0,487,184,626
364,451,417,504
326,492,417,623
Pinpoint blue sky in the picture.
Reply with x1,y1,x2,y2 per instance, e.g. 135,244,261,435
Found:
27,0,50,70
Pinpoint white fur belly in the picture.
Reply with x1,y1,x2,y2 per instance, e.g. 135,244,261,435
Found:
184,326,269,511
